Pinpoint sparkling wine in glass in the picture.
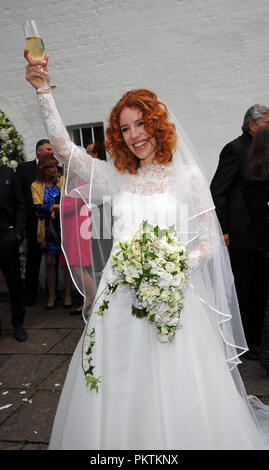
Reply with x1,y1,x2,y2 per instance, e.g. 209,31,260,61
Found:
23,20,45,59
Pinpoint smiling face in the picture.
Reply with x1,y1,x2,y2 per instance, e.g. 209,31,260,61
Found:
119,107,157,166
36,143,54,160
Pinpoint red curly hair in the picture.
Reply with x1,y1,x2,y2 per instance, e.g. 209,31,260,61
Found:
105,89,177,174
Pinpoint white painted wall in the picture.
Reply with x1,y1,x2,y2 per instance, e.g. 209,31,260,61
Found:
1,0,269,182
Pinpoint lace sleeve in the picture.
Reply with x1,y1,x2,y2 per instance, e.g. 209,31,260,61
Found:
38,93,94,182
37,93,116,191
186,166,218,272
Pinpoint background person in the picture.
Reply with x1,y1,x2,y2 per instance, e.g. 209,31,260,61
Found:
60,192,95,315
210,104,269,360
86,142,106,160
243,123,269,373
31,155,63,309
16,139,54,306
0,164,27,341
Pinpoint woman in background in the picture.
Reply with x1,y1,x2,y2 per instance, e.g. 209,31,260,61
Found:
60,189,95,315
31,155,63,309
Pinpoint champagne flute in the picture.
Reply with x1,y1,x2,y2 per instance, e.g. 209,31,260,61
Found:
23,20,45,59
23,20,54,90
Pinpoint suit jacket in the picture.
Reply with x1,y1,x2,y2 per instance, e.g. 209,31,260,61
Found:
16,159,38,234
242,180,269,252
210,132,252,250
0,165,25,238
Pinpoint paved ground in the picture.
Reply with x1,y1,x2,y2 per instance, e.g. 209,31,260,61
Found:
0,290,84,450
0,291,269,450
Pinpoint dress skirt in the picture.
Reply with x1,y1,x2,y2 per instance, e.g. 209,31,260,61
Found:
49,273,266,450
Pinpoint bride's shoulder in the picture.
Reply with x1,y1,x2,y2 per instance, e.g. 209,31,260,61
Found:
92,156,125,192
184,164,207,184
181,165,211,197
94,156,119,175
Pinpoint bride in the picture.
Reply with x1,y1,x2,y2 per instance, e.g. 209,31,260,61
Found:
24,50,269,450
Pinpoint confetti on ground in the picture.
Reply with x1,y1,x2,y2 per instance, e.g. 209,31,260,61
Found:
0,404,12,410
22,398,32,404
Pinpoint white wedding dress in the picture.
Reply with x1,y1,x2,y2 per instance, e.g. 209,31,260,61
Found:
36,93,268,450
50,190,265,450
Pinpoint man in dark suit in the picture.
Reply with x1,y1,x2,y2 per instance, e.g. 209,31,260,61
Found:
210,104,269,359
16,139,54,306
0,165,27,341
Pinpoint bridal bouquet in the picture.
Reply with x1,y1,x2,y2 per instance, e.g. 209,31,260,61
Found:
112,221,189,343
82,221,189,391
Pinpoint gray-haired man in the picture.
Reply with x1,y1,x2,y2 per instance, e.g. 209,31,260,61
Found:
210,104,269,360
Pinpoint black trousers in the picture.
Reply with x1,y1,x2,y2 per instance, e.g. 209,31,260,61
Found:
25,228,60,297
260,252,269,368
229,247,268,349
0,229,25,327
25,227,43,297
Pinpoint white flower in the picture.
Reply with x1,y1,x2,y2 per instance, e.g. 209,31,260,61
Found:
165,262,176,273
158,273,173,288
9,160,18,169
147,259,158,269
0,128,9,141
171,274,182,287
0,110,25,168
167,316,181,327
159,290,170,302
158,327,175,343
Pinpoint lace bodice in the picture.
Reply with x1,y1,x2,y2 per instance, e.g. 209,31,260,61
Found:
112,191,178,241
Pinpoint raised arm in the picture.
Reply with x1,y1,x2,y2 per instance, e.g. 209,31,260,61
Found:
24,50,94,183
24,50,119,194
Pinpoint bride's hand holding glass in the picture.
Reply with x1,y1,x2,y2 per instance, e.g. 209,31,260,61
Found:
24,48,50,90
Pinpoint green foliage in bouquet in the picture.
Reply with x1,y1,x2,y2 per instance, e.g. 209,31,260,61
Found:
82,221,189,392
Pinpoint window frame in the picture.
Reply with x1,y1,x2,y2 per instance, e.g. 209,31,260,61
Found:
67,122,105,148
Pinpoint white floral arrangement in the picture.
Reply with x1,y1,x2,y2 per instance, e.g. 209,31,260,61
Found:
0,110,25,170
112,221,189,342
82,221,189,391
0,110,26,280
